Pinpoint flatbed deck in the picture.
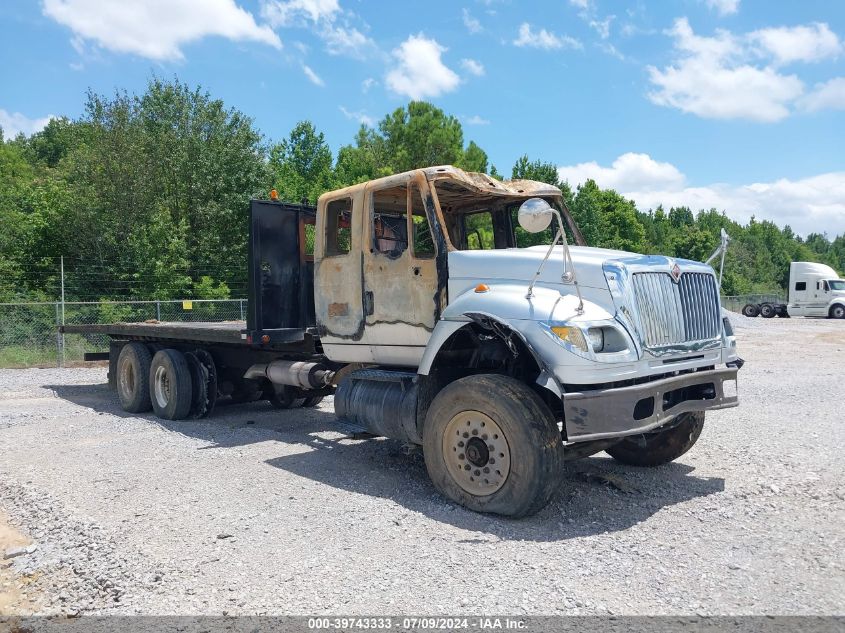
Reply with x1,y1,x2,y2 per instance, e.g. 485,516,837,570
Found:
60,321,310,348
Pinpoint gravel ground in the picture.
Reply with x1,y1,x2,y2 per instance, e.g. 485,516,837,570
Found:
1,316,843,616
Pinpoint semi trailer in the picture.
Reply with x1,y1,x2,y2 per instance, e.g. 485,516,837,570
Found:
63,166,742,517
741,262,845,319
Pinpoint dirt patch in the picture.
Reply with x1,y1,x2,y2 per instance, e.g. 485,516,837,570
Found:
0,511,36,615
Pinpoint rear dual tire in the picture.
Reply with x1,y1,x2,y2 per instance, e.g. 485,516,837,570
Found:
116,344,216,420
150,349,193,420
741,303,759,318
116,342,153,413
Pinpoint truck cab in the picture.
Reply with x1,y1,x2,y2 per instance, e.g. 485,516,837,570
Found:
311,166,741,516
787,261,845,318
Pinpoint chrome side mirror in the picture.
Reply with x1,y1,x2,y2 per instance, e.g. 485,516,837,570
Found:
517,198,553,233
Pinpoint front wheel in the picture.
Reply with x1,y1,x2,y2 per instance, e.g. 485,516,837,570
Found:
423,374,563,518
605,412,704,467
830,304,845,319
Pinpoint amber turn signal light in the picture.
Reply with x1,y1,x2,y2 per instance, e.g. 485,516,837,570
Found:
474,283,490,293
270,189,279,200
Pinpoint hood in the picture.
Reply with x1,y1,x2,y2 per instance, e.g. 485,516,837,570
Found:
448,245,638,290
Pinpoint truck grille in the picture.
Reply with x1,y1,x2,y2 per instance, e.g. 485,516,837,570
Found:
631,272,721,347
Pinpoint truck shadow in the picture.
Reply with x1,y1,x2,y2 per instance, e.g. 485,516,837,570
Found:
47,382,725,542
262,432,724,542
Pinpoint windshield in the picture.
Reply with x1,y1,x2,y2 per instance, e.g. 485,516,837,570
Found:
829,280,845,291
430,180,578,250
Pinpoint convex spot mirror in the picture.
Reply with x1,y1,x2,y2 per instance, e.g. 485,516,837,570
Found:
517,198,554,233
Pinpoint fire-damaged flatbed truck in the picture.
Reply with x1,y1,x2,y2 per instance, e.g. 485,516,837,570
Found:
63,165,743,517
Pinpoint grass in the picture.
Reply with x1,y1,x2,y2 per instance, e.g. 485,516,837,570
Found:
0,346,59,368
0,336,106,368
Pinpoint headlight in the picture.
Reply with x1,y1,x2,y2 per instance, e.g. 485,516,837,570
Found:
550,326,589,353
586,328,604,352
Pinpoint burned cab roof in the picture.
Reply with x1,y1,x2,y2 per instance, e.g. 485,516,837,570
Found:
423,165,562,214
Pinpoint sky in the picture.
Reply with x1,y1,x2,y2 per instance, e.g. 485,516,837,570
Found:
1,0,844,237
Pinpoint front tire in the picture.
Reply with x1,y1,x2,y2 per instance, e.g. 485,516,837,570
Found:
605,411,704,467
423,374,563,518
830,304,845,319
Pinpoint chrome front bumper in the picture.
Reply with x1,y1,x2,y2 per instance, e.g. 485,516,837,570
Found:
563,366,739,442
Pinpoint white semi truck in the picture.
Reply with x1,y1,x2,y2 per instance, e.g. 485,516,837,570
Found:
65,166,742,517
741,261,845,319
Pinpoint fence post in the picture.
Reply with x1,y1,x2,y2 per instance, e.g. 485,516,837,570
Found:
240,299,245,320
55,302,62,368
156,300,161,321
60,256,65,367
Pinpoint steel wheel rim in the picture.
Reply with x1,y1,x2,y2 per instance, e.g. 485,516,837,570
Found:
118,359,135,397
154,365,170,409
443,410,510,496
834,306,844,318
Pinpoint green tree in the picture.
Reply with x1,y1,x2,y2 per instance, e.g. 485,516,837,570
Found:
269,120,334,204
511,155,559,186
378,101,464,172
458,140,488,173
570,179,603,246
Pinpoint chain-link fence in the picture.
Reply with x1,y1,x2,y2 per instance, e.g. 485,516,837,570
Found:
1,293,793,368
721,294,785,313
0,299,247,368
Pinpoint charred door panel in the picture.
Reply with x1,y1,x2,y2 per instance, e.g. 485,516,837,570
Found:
314,192,365,343
361,173,439,357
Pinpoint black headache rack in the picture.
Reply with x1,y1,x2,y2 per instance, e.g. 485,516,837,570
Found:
245,199,318,346
60,199,319,353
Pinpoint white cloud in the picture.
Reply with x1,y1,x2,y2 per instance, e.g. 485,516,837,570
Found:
558,152,845,236
748,23,842,66
261,0,375,59
590,16,614,40
321,24,375,59
0,109,55,139
800,77,845,112
704,0,740,16
339,105,374,126
568,0,591,9
260,0,339,26
464,115,491,125
513,23,582,51
302,64,325,86
647,17,803,122
559,153,686,192
462,8,481,34
361,77,377,92
461,58,485,76
385,34,460,99
43,0,281,61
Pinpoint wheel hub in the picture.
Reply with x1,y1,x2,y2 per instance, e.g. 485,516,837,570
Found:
154,365,171,409
442,410,510,496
